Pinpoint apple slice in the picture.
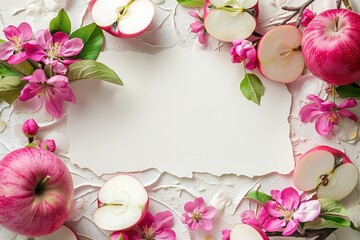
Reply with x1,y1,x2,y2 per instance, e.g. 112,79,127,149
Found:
35,225,79,240
92,0,155,38
93,175,149,231
257,25,305,83
204,0,258,42
294,146,359,201
230,224,269,240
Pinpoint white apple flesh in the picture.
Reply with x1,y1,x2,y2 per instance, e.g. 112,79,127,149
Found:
93,175,149,231
36,225,79,240
92,0,155,38
294,146,359,201
302,9,360,85
204,0,258,42
230,223,269,240
257,25,305,83
0,148,74,237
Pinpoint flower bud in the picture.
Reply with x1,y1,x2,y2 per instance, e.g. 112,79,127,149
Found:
301,8,315,27
22,118,39,137
40,139,56,152
111,231,129,240
230,39,257,70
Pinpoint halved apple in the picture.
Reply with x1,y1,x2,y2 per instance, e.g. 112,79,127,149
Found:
35,225,79,240
230,224,269,240
93,175,149,231
257,25,305,83
204,0,258,42
294,146,359,201
92,0,155,38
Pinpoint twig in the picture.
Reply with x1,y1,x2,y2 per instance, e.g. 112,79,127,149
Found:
280,0,316,27
337,0,342,8
266,228,337,240
342,0,353,10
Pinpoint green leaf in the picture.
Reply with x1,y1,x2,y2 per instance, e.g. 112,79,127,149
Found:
0,61,33,77
336,84,360,98
70,23,104,60
303,216,350,230
66,60,123,85
0,39,5,44
0,76,26,104
245,191,272,204
177,0,205,7
240,73,264,105
319,198,349,217
49,9,71,34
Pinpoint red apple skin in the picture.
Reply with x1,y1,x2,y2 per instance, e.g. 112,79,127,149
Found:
302,9,360,85
252,225,269,240
0,148,74,237
101,23,153,38
299,145,352,164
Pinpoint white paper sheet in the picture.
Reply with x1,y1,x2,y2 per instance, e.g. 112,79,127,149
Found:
66,48,293,176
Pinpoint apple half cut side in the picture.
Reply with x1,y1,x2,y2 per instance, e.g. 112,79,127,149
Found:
230,223,269,240
92,0,155,38
93,175,149,231
257,25,305,83
36,225,79,240
204,0,258,42
294,146,359,201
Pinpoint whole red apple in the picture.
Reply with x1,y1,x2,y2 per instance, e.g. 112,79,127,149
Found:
0,148,74,237
302,9,360,85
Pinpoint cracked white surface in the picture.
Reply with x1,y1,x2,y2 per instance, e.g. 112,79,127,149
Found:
0,0,360,239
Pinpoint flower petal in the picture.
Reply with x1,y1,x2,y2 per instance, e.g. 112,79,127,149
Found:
299,102,323,123
155,229,176,240
52,31,69,45
52,61,68,75
263,217,286,232
280,187,300,211
8,51,28,64
265,201,283,218
188,11,199,18
29,69,47,83
0,42,15,61
60,38,84,57
283,219,299,236
258,206,270,225
201,206,217,220
293,200,321,222
314,112,334,136
25,43,46,61
138,211,154,229
3,25,20,41
153,210,174,230
35,29,52,50
45,95,63,118
270,190,281,203
18,83,40,101
199,219,213,231
339,109,358,122
338,98,358,109
18,22,33,41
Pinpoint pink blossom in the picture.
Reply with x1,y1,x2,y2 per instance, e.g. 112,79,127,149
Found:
181,197,217,231
127,210,176,240
26,29,83,75
0,22,33,64
189,11,207,44
221,229,231,240
240,206,269,229
111,231,129,240
263,187,321,236
299,94,358,136
22,118,39,137
230,39,257,70
40,139,56,152
18,69,76,118
301,9,315,27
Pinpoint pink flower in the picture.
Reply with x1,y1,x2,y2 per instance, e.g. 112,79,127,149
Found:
22,118,39,137
221,229,231,240
263,187,321,236
299,94,358,136
230,39,257,70
240,206,269,229
189,11,206,44
127,210,176,240
40,139,56,152
111,231,129,240
18,69,76,118
301,9,315,27
0,22,33,64
26,29,83,75
181,197,217,231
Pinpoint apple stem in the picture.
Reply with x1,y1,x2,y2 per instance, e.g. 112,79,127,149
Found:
35,175,51,195
334,16,340,32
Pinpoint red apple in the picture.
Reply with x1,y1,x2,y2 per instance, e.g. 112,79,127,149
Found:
257,25,305,83
294,146,359,201
91,0,155,38
35,225,79,240
230,223,269,240
302,9,360,85
0,148,74,237
93,174,149,231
